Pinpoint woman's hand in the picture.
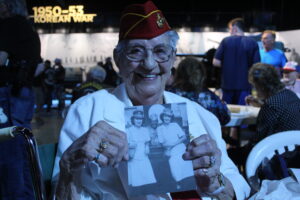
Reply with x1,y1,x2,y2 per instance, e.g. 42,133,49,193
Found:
183,134,222,193
56,121,128,199
183,134,235,199
60,120,128,170
245,95,263,107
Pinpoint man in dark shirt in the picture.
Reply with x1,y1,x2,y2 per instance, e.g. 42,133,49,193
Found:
213,18,260,105
0,0,41,199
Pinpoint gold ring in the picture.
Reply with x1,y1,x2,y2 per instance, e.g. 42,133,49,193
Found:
99,141,109,152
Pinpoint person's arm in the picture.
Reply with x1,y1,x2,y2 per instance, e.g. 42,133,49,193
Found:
281,52,287,68
255,105,279,142
213,58,222,67
167,134,186,150
185,102,250,199
129,142,137,159
252,42,261,64
52,91,129,199
145,141,150,154
165,123,187,149
199,91,231,126
245,95,264,107
213,38,225,68
56,121,129,199
183,134,235,200
0,51,8,65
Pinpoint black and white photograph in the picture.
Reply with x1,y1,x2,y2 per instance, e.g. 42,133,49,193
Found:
123,103,196,197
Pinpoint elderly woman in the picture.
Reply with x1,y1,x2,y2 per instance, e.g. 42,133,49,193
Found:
127,110,156,187
53,1,250,199
246,63,300,142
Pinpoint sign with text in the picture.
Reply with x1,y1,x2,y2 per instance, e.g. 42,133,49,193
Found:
32,5,97,23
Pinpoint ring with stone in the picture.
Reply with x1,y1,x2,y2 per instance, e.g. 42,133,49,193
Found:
209,156,216,167
99,140,109,153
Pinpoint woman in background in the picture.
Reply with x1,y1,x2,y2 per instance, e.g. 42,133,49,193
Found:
246,63,300,143
168,57,231,125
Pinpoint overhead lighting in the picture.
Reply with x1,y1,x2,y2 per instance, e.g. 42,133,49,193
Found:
249,26,259,33
86,28,92,33
178,27,191,32
202,26,213,32
56,28,67,33
37,28,44,34
103,27,114,32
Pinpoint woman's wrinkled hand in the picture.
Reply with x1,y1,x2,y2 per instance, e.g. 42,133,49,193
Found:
56,121,128,199
183,134,222,193
60,120,129,172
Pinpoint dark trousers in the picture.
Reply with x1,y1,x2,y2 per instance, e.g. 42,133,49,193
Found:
0,86,35,199
0,135,35,200
222,89,251,105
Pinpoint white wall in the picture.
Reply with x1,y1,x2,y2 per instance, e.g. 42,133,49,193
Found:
39,30,300,69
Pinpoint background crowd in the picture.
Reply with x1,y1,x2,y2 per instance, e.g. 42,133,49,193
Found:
0,0,300,199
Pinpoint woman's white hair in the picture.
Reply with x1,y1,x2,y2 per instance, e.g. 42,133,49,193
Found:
87,67,107,82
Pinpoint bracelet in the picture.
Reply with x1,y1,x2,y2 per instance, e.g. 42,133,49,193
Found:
205,185,225,196
204,173,226,196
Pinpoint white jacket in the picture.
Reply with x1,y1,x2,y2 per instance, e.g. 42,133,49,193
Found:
52,83,250,200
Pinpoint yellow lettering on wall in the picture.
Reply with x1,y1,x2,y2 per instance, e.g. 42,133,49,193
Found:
31,5,97,23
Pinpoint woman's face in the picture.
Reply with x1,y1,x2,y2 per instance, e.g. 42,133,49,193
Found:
134,118,143,127
162,115,171,124
115,33,176,105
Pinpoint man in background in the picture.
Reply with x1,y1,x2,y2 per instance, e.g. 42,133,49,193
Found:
213,18,260,157
260,30,287,75
213,18,260,105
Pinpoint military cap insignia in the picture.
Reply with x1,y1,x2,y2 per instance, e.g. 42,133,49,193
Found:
156,13,165,28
